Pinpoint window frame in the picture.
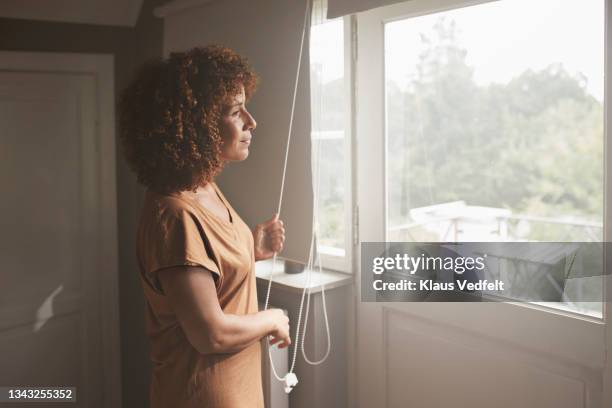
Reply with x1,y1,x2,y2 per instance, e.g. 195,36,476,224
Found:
355,0,610,320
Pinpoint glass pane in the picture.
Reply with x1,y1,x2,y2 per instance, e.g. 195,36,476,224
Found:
384,0,604,316
310,18,346,255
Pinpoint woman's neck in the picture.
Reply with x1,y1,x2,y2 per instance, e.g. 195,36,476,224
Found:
192,181,216,198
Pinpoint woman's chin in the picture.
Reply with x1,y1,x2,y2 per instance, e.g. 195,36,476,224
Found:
229,151,249,161
221,146,250,162
238,146,250,160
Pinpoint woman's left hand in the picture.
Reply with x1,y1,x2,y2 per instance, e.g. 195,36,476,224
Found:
253,214,285,261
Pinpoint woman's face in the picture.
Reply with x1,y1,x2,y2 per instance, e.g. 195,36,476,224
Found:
219,86,257,162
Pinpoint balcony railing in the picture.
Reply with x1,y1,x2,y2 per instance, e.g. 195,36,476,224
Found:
388,213,603,242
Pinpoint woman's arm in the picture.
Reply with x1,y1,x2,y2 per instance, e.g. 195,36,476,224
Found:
158,265,290,354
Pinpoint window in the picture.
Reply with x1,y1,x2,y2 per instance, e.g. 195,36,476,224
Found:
384,0,604,245
360,0,605,316
309,3,352,271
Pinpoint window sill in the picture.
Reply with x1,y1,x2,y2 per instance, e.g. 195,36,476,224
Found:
255,258,353,295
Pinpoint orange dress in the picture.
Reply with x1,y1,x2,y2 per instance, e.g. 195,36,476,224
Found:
136,182,264,408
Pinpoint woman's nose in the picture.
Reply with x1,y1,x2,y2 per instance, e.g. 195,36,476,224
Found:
245,111,256,130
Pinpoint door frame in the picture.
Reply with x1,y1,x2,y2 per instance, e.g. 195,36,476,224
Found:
0,51,121,408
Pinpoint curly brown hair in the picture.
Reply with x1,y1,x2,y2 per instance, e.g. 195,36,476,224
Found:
118,45,259,194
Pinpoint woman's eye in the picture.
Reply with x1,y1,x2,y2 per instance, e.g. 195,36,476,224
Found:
232,110,240,117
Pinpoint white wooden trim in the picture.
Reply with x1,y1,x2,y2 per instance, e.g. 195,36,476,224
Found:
356,6,387,406
343,13,356,275
346,12,359,408
0,51,121,408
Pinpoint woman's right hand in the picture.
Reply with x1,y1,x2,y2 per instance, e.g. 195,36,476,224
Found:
266,309,291,348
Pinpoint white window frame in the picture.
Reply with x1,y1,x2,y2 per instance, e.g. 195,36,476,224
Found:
358,0,609,316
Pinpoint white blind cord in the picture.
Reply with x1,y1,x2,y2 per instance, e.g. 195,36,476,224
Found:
300,140,331,365
262,0,311,315
261,0,332,392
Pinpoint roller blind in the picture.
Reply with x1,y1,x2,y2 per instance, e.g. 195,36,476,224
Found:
327,0,409,18
158,0,313,263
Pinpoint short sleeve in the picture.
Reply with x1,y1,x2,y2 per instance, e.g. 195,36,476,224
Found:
142,205,221,294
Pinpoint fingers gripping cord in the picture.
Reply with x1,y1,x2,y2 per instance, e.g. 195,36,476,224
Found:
262,0,331,394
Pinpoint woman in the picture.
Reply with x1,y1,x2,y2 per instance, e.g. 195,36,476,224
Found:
119,45,290,408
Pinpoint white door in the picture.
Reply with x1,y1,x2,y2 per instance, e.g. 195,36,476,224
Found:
0,53,120,407
355,0,612,407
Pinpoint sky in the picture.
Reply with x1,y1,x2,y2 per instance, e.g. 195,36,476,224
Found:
310,0,604,102
385,0,604,102
310,17,344,83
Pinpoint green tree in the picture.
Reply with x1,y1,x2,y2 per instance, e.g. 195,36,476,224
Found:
386,16,604,236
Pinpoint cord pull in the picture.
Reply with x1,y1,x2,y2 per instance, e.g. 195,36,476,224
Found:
283,372,299,394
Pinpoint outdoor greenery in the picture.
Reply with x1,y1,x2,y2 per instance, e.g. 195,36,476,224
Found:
386,17,603,238
313,17,603,247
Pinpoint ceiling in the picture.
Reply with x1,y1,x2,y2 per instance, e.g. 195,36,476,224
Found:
0,0,145,27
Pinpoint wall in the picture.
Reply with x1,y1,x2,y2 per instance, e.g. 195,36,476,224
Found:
0,2,164,406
